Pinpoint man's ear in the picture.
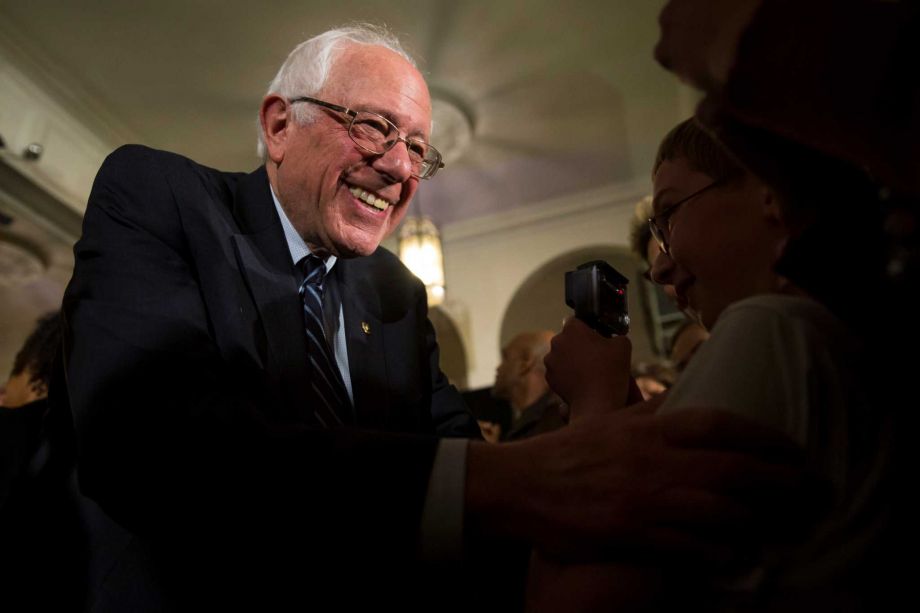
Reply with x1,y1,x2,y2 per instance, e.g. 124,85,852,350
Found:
518,353,536,376
260,94,291,164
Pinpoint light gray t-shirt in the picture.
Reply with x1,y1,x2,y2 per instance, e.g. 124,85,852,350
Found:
659,294,888,606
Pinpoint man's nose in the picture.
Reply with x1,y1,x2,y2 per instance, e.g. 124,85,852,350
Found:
372,139,413,183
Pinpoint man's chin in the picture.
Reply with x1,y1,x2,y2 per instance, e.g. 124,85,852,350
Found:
332,237,382,259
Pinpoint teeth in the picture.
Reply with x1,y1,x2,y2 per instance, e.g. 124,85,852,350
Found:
349,186,389,211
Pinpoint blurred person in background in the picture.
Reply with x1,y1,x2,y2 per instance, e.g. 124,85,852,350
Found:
631,361,675,401
1,311,60,410
1,311,84,611
492,331,566,442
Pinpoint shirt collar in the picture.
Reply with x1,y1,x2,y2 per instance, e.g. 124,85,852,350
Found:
270,185,337,272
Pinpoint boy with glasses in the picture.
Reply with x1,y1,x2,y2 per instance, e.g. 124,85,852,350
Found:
533,118,887,610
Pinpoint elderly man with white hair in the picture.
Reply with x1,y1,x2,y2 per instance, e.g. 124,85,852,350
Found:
61,24,812,611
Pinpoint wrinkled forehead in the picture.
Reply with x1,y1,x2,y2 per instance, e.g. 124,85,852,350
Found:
322,44,432,136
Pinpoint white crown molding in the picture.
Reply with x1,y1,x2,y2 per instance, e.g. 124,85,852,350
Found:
441,178,651,243
0,14,139,146
0,60,113,212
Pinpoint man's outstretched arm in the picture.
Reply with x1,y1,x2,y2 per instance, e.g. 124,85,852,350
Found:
465,406,809,563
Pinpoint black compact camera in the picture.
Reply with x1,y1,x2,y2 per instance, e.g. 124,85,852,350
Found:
565,260,630,337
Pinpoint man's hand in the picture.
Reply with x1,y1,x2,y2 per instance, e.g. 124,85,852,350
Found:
544,318,632,417
466,407,819,563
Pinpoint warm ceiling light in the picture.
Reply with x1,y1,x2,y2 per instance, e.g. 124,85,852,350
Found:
398,216,445,307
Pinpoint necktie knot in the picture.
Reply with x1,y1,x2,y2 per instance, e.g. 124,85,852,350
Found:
300,254,326,291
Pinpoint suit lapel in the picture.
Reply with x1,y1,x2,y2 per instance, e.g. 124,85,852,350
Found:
230,167,313,421
335,258,389,426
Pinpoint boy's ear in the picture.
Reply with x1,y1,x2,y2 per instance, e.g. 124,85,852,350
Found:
762,187,794,268
762,187,784,225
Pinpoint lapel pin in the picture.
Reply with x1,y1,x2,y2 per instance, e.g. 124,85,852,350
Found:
361,321,371,335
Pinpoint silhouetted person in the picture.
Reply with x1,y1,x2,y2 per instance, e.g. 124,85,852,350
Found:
1,311,85,611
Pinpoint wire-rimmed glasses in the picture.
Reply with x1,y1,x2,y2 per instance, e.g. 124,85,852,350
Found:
647,178,724,255
290,96,444,180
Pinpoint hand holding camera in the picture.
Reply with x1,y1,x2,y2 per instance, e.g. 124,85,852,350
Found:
544,317,633,418
564,260,630,337
544,261,636,417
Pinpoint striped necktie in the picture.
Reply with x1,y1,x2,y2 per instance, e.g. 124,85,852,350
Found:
299,254,352,427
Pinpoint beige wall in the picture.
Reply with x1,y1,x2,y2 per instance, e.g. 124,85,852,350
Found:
0,198,74,380
432,179,649,389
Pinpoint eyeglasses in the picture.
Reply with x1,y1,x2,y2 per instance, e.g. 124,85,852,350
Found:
647,178,724,256
289,96,444,180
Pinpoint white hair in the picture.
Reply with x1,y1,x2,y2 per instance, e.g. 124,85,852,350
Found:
256,24,416,159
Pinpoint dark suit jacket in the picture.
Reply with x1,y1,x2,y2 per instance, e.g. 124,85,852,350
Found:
0,391,89,611
61,145,478,610
503,393,566,442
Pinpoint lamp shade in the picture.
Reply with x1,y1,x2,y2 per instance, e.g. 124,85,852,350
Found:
398,216,445,307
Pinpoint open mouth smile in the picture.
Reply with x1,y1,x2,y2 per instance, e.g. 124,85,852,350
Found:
348,185,393,212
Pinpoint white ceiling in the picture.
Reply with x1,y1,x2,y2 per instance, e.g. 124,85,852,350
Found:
0,0,691,227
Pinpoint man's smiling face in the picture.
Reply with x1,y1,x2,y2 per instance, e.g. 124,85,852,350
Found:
264,44,431,258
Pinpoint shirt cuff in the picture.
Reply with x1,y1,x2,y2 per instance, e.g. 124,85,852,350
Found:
417,437,469,561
